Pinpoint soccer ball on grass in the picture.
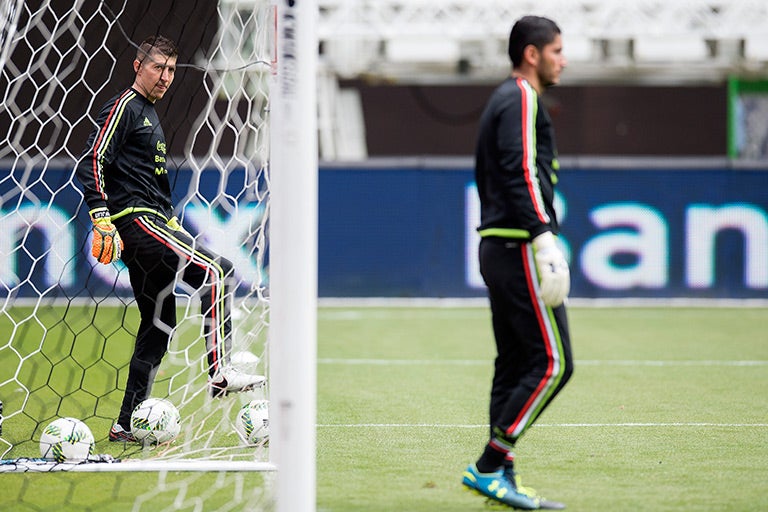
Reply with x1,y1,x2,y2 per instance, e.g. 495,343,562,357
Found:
235,399,269,444
39,417,95,462
130,397,181,445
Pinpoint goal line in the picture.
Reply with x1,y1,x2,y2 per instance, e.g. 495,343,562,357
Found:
0,457,276,473
316,422,768,429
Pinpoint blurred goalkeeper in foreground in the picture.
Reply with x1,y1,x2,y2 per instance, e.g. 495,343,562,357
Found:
462,16,573,510
75,35,264,443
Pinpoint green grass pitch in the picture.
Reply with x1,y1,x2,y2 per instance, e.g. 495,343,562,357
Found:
1,304,767,511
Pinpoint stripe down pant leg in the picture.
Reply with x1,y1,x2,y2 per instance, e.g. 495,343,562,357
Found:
480,237,574,445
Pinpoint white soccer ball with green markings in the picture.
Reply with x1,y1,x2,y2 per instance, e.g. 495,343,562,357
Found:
39,417,95,462
130,397,181,445
235,399,270,444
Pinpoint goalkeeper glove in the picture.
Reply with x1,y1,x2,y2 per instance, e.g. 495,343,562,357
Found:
90,208,124,264
532,231,570,307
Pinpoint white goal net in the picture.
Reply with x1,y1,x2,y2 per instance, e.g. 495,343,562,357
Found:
0,0,286,509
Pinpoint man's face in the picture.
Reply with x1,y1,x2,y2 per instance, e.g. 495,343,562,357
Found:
134,50,177,102
537,34,566,88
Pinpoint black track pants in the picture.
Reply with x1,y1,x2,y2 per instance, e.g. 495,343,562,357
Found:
115,214,234,427
479,237,574,448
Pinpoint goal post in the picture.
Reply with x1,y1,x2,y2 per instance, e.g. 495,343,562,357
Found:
269,0,319,510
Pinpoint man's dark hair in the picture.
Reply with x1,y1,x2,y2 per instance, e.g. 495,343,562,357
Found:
136,35,179,62
507,16,561,68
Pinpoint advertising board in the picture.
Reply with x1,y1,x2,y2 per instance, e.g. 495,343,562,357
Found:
2,161,766,299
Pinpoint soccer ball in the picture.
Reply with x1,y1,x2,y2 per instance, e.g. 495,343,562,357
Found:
39,417,95,462
235,399,269,444
130,397,181,445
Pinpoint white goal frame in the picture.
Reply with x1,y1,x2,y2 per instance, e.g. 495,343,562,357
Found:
269,1,319,512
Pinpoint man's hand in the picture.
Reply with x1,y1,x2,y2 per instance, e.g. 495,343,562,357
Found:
532,231,570,307
90,208,124,264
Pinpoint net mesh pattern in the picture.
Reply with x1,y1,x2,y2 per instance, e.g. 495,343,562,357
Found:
0,0,274,508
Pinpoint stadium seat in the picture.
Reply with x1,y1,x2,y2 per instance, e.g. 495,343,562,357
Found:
384,36,461,64
564,35,597,62
633,35,709,62
745,35,768,62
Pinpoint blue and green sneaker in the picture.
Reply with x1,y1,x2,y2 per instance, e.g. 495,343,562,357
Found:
462,464,539,510
502,465,566,510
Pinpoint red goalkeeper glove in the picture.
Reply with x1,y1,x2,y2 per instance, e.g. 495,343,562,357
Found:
90,208,124,264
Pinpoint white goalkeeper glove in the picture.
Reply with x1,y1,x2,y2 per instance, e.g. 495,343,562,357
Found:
532,231,570,307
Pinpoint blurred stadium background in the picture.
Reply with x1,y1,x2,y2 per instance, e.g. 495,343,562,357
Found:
2,0,767,302
1,2,766,511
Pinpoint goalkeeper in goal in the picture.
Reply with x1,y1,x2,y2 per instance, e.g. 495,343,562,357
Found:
75,35,265,443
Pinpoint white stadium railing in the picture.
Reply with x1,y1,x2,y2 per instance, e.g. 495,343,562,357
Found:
317,0,768,82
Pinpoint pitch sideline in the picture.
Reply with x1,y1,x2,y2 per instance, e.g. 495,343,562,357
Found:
316,422,768,428
318,358,768,367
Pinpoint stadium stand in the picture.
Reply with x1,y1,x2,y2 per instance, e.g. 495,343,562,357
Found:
315,0,768,159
